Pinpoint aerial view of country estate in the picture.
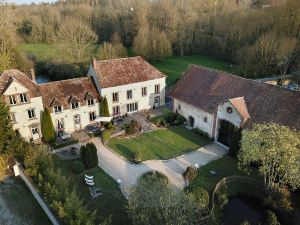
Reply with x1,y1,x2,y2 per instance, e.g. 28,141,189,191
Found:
0,0,300,225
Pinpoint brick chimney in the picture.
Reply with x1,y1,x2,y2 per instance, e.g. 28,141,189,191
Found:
30,68,36,83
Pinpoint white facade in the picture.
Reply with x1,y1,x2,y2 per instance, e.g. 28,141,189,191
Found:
3,81,43,142
50,102,100,133
173,99,214,137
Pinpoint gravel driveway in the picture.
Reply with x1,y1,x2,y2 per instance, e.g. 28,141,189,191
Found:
92,138,227,197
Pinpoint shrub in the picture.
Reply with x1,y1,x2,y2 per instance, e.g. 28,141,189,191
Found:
162,111,186,126
133,151,142,163
126,120,141,135
80,145,86,165
150,115,167,127
183,166,197,181
71,161,85,174
102,129,111,144
140,171,168,185
106,122,114,129
266,210,280,225
191,187,210,211
264,187,292,212
84,143,98,169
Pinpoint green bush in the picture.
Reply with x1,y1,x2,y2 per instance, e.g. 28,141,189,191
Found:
126,120,141,135
133,151,142,163
102,129,112,144
140,171,168,185
183,166,197,181
80,145,86,165
71,161,85,174
84,143,98,169
163,111,186,126
106,122,114,129
191,187,210,211
150,115,167,127
266,210,280,225
215,192,229,210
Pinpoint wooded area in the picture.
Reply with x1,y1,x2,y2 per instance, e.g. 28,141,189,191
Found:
1,0,300,78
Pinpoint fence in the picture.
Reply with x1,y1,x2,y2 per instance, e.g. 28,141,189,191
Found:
16,165,60,225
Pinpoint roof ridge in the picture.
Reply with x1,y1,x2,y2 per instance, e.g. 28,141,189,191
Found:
94,56,142,63
38,76,89,86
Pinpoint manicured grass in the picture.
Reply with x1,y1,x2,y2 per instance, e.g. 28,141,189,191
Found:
108,126,211,162
187,156,257,194
17,43,58,61
53,157,130,225
151,55,241,87
0,177,52,225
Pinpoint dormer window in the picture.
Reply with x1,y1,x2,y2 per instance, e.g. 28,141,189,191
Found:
20,93,27,103
54,106,63,114
71,102,79,109
87,99,95,106
9,95,17,105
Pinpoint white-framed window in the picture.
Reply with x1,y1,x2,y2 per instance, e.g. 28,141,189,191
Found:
127,102,138,113
155,84,160,94
142,87,147,96
55,119,64,130
19,93,27,103
127,90,133,100
71,102,79,109
9,95,17,105
31,127,39,135
112,106,120,115
112,92,119,102
10,112,16,123
87,99,95,106
53,105,63,114
27,109,36,119
89,111,96,121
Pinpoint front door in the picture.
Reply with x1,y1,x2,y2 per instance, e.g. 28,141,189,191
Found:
217,120,235,147
74,115,81,130
31,127,40,140
154,96,160,108
189,116,195,128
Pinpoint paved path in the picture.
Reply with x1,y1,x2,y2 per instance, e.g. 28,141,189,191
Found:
92,138,228,197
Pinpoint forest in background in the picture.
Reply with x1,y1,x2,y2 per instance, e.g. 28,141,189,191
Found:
1,0,300,81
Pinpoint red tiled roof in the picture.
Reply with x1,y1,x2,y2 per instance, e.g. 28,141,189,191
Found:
169,65,300,130
0,69,40,97
39,77,100,110
92,56,166,88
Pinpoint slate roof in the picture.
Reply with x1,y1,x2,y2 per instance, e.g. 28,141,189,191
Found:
0,69,40,97
169,65,300,130
38,77,100,110
92,56,166,88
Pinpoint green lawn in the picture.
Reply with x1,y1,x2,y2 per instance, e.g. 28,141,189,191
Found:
151,55,241,87
17,43,58,61
0,177,52,225
108,126,211,162
53,157,130,225
187,156,259,194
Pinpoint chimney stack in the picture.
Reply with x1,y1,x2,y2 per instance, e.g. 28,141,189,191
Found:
92,57,96,68
30,68,36,83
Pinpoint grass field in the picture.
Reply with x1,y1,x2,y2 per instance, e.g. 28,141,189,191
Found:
53,157,130,225
17,43,58,61
108,126,211,162
0,177,52,225
187,156,256,193
151,55,241,87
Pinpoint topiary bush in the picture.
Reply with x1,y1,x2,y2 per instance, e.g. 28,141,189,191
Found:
133,151,142,163
84,142,98,169
140,171,168,185
183,166,197,181
71,161,85,174
191,187,210,211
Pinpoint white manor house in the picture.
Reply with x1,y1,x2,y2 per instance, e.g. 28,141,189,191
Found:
0,56,166,142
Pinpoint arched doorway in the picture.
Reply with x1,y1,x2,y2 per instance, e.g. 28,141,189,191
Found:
217,120,236,147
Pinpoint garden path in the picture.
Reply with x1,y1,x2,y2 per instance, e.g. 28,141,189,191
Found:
92,138,227,197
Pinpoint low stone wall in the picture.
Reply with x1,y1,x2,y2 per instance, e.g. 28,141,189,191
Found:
16,165,60,225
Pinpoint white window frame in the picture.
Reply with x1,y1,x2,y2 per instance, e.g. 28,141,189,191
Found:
142,87,147,96
112,92,119,103
9,95,17,105
127,102,138,113
127,90,133,100
112,106,120,115
71,102,80,110
155,84,160,94
87,99,95,106
53,105,63,114
28,109,36,119
19,93,28,103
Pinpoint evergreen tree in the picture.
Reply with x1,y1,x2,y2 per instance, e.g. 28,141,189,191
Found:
0,98,14,154
41,108,56,143
101,96,110,117
84,143,98,169
80,145,87,166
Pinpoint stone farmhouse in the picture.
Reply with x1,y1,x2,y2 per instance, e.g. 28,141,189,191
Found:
169,65,300,148
0,56,166,142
